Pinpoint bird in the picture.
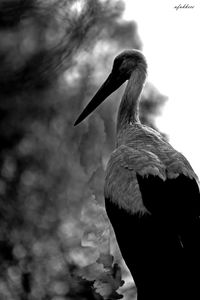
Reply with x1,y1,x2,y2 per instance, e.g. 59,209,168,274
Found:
74,49,200,300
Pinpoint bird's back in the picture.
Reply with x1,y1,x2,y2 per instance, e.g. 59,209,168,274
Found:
105,123,199,215
117,123,198,180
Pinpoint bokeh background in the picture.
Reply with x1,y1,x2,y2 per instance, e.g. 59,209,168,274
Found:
0,1,199,299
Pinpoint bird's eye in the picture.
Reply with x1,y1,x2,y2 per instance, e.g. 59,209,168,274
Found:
112,57,122,72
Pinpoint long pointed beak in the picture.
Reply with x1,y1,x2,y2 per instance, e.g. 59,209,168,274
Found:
74,72,126,126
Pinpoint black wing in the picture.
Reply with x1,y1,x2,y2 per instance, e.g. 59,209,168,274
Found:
105,173,200,299
136,173,200,222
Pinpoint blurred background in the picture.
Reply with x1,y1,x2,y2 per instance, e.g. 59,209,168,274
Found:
0,1,199,299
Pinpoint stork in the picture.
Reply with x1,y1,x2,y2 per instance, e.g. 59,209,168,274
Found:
74,50,200,300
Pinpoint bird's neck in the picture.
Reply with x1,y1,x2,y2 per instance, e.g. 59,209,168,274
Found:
116,67,146,133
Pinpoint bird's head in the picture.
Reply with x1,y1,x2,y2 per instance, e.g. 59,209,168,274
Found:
112,50,147,79
74,49,147,126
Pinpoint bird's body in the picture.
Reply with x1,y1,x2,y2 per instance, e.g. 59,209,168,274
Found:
105,121,200,300
75,50,200,299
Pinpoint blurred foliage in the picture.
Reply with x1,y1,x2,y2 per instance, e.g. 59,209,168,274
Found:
0,0,166,299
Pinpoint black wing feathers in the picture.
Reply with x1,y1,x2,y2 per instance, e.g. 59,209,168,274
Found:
105,174,200,299
136,173,200,221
